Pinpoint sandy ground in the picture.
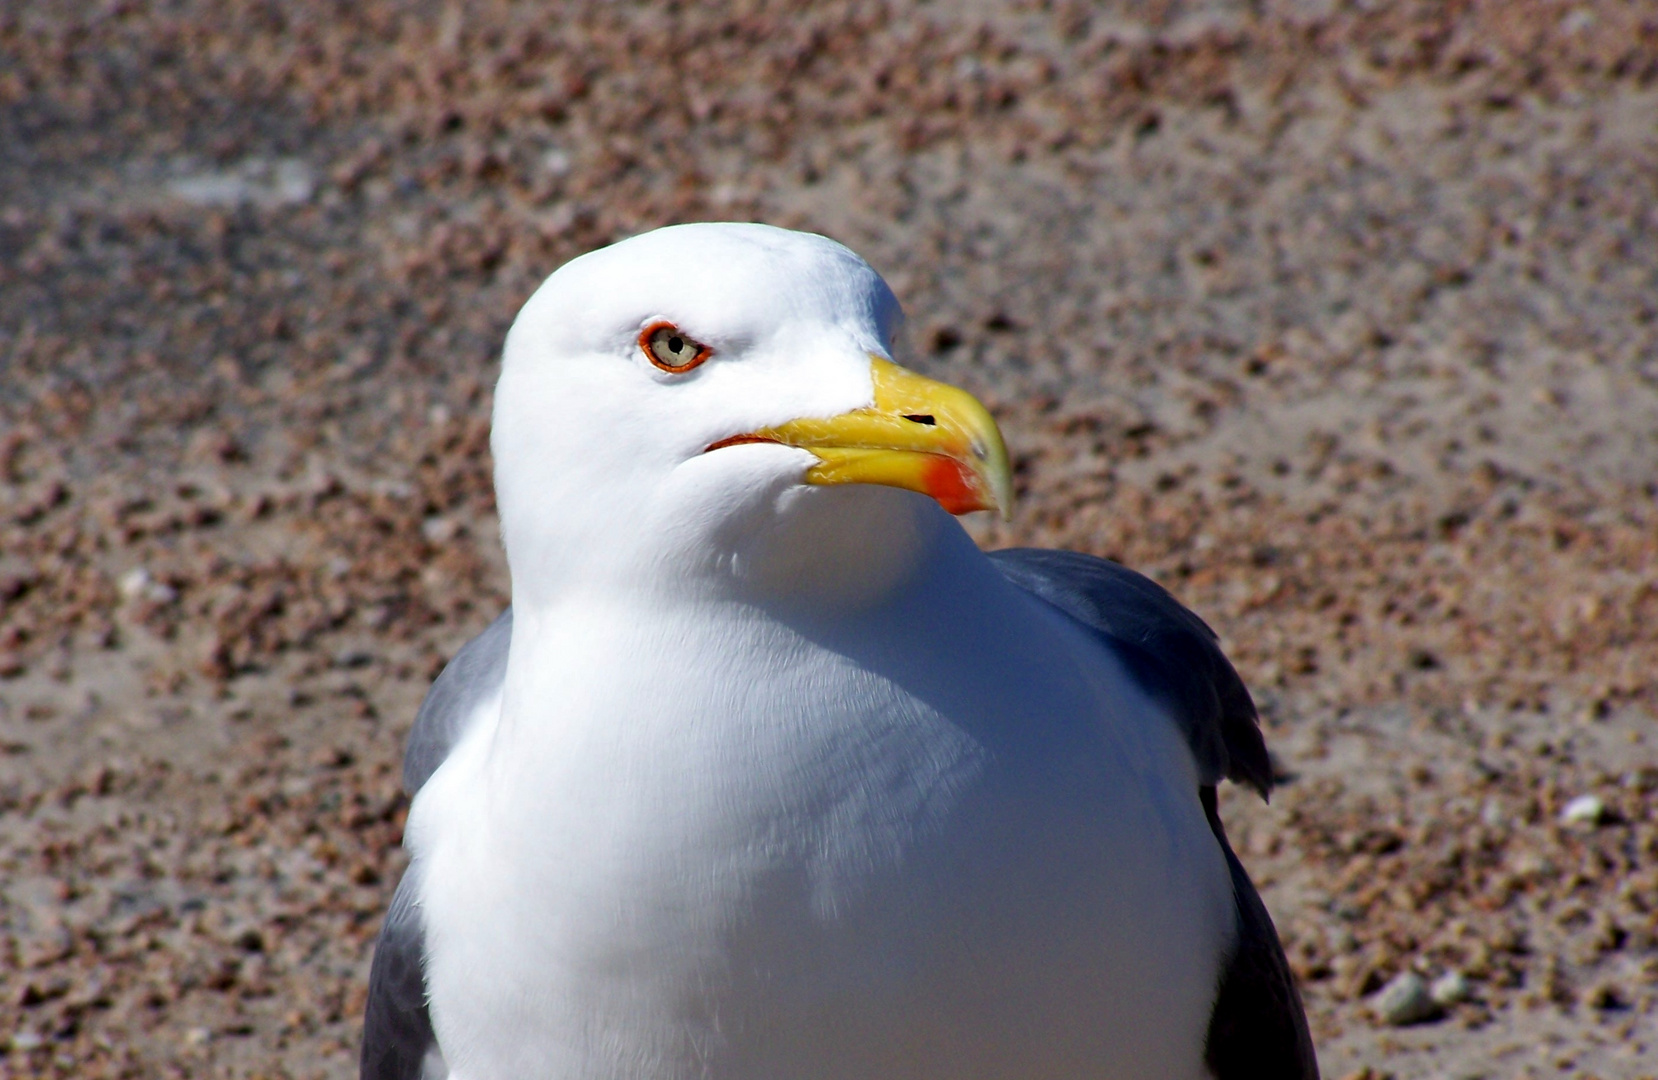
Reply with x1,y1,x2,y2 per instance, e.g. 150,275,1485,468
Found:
3,1,1657,1077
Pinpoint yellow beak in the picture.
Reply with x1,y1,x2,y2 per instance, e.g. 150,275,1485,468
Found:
709,357,1013,518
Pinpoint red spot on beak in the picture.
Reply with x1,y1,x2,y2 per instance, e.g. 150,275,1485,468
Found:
923,455,984,515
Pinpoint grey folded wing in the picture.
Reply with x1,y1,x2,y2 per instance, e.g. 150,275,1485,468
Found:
403,607,514,795
987,547,1271,796
988,549,1317,1078
361,864,445,1080
1201,788,1321,1080
362,607,513,1080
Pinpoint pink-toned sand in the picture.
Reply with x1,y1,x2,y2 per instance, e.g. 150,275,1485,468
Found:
3,3,1656,1076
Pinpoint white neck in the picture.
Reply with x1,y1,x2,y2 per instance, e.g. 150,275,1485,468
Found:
502,473,954,617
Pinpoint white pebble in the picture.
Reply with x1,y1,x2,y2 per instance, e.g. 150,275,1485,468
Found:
118,567,152,599
1561,794,1608,826
542,148,572,176
1429,970,1471,1006
1372,971,1441,1026
168,157,314,209
118,567,176,603
422,516,459,544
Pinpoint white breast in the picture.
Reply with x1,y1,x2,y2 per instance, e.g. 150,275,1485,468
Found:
406,554,1234,1080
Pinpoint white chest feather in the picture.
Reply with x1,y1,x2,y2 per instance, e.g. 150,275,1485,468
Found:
406,578,1234,1080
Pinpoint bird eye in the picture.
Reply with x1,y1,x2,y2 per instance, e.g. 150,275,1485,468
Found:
640,322,712,373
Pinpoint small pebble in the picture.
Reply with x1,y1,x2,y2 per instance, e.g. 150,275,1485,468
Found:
422,516,459,543
1372,971,1442,1026
1429,970,1471,1006
542,148,572,175
333,647,375,669
168,157,314,209
118,567,176,604
1582,982,1625,1010
9,1030,43,1051
1560,794,1608,826
117,568,149,599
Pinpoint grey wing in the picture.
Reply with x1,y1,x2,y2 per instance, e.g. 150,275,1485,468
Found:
1201,790,1320,1080
988,548,1317,1078
987,547,1271,795
362,864,447,1080
403,607,513,794
362,607,512,1080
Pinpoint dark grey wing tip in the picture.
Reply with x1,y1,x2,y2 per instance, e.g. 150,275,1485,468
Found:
988,548,1273,798
1201,789,1320,1080
362,865,439,1080
403,607,514,794
1223,703,1274,801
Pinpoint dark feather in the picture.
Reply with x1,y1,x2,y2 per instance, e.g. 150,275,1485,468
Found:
361,865,442,1080
1200,788,1320,1079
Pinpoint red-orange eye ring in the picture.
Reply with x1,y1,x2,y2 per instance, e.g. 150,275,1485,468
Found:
639,321,712,373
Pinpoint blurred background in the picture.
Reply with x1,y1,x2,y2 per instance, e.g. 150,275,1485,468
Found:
2,2,1656,1077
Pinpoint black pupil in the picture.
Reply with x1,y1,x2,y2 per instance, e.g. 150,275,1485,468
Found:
667,336,684,355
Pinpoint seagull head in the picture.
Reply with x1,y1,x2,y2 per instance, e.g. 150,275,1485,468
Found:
492,223,1011,606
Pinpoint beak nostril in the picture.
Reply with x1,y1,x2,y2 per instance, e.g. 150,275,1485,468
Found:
902,414,937,426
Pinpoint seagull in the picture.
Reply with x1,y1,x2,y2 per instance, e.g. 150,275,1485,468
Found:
361,223,1317,1080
